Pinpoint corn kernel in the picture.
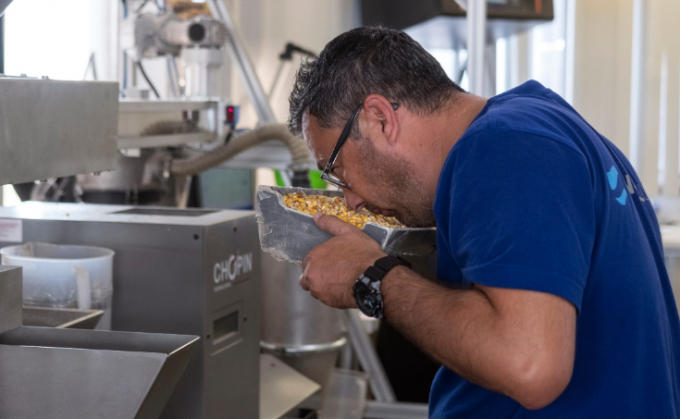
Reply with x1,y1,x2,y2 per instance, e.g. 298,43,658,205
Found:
283,192,404,228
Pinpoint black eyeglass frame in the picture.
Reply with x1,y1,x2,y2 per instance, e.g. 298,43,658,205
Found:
321,102,399,189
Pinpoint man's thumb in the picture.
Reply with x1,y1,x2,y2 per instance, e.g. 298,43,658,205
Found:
314,212,353,236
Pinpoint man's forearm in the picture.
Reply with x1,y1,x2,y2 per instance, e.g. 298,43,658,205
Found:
381,266,505,391
380,266,575,409
298,213,575,409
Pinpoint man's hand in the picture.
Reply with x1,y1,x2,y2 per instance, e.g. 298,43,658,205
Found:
300,212,387,308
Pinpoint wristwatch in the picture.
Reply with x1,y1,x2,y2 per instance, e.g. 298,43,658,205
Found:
353,255,411,319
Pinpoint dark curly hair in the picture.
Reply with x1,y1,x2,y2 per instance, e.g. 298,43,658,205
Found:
288,26,464,136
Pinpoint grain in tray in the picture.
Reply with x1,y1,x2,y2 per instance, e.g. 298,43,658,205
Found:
283,192,404,229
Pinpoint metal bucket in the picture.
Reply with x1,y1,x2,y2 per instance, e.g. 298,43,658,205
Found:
261,254,346,387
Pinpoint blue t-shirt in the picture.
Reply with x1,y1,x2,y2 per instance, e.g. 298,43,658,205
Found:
430,80,680,418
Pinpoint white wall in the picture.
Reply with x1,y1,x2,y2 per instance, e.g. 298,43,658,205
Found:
569,0,680,198
223,0,359,127
639,0,680,197
570,0,633,154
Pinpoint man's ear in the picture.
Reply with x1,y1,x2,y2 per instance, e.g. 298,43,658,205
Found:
363,94,399,147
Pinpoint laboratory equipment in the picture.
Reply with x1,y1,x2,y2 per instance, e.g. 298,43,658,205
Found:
0,76,119,186
1,242,114,329
0,265,199,419
260,256,347,388
22,306,103,329
0,201,261,419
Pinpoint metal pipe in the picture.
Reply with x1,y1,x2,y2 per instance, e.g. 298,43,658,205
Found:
344,309,396,403
175,175,192,209
339,339,355,369
364,401,429,419
206,0,276,124
629,0,647,172
467,0,487,96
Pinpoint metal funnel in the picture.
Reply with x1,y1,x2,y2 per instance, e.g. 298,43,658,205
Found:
0,326,199,419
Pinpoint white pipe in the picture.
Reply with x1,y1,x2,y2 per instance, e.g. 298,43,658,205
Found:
467,0,487,96
564,0,576,104
658,52,669,193
629,0,647,170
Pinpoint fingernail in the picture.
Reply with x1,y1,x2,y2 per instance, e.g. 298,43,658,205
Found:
313,212,322,220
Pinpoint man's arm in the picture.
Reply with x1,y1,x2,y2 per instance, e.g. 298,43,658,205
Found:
300,212,577,411
381,266,576,410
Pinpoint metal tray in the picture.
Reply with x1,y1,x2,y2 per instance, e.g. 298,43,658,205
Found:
0,326,199,419
256,186,437,278
22,306,104,329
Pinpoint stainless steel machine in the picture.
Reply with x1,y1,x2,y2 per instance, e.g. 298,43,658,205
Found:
0,202,261,419
0,266,200,419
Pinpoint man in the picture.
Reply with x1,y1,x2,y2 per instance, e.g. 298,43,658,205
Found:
287,26,680,418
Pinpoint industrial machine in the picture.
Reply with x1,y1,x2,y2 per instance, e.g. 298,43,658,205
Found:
0,265,199,419
0,0,201,409
0,201,261,419
0,76,119,186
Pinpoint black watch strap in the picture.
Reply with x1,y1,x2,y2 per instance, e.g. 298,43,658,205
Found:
364,255,411,282
353,255,411,319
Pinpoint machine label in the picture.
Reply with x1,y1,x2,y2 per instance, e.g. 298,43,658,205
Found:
213,252,253,292
0,219,22,243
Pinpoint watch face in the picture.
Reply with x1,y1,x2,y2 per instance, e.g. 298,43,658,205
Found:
353,278,383,318
355,285,374,310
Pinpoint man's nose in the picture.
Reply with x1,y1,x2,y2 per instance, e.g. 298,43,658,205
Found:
342,188,367,211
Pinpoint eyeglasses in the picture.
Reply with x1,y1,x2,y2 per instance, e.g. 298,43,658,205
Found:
320,102,399,190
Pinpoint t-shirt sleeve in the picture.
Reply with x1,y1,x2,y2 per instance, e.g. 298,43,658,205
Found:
444,128,595,311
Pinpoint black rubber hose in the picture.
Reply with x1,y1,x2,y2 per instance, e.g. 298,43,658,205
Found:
135,0,150,13
136,61,160,99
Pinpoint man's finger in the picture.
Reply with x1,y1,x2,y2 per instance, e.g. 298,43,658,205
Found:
299,273,310,291
314,212,355,236
299,261,312,291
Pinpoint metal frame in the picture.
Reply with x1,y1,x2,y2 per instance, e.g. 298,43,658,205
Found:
0,15,4,74
629,0,647,172
117,99,222,149
467,0,487,96
0,77,119,185
0,266,22,335
206,0,276,124
364,401,429,419
344,310,396,403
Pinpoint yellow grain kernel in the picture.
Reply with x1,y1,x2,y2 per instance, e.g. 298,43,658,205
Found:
283,192,404,228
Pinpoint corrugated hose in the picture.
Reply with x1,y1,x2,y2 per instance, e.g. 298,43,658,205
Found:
168,123,310,178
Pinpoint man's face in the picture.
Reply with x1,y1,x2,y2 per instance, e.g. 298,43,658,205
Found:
302,112,436,228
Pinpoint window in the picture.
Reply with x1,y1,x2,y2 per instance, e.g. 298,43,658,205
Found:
3,0,94,80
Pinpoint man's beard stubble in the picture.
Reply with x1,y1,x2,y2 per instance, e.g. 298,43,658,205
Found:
359,138,436,228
